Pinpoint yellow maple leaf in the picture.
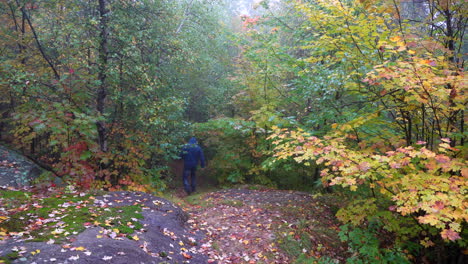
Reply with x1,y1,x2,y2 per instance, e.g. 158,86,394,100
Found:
390,36,402,42
132,235,139,241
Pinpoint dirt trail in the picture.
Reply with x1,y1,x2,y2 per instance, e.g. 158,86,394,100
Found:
183,188,347,264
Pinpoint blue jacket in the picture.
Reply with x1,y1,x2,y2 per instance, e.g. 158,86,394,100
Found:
181,137,205,169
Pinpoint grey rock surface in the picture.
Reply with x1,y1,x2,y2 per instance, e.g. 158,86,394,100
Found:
0,145,44,187
0,192,209,264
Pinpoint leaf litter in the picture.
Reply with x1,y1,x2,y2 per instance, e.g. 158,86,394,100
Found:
1,186,346,263
183,187,347,263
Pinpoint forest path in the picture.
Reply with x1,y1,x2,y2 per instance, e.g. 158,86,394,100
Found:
178,187,347,263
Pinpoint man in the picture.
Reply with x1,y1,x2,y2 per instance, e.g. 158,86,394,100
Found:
180,137,205,195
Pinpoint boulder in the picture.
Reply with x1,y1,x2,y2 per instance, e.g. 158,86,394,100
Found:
0,145,45,187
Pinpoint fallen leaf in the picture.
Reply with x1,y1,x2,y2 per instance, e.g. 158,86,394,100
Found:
182,252,192,259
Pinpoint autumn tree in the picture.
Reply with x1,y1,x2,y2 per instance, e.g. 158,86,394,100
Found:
0,0,237,190
226,0,466,262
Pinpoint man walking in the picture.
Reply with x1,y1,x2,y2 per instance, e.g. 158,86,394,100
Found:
180,137,205,195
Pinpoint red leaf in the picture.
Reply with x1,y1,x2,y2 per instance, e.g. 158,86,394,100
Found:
358,162,370,172
435,155,450,164
441,229,461,241
431,201,445,211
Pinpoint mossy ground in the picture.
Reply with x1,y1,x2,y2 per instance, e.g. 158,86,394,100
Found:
0,188,143,243
0,251,19,264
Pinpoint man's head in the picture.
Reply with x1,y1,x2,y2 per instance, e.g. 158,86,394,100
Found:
188,137,197,144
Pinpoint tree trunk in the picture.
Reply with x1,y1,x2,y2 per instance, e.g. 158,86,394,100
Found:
97,0,109,152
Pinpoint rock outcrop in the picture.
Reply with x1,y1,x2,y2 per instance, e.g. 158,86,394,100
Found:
0,145,45,187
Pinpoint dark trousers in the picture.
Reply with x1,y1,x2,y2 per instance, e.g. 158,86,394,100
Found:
183,167,196,194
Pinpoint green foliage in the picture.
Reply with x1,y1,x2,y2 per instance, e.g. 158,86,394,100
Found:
338,224,410,264
194,116,307,188
238,0,467,262
295,255,339,264
194,118,258,185
0,0,238,191
278,232,313,259
0,251,20,264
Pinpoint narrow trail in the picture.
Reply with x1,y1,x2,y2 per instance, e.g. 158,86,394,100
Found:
181,188,347,264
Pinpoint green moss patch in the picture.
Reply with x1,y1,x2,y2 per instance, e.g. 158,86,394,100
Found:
0,251,19,264
0,190,31,210
95,205,144,234
0,189,144,243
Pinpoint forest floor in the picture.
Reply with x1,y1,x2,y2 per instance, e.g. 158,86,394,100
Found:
1,186,348,264
171,186,348,263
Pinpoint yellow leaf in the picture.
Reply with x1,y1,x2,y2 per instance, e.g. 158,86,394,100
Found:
179,241,184,246
132,235,139,241
75,247,86,251
390,36,402,42
461,167,468,178
96,235,103,238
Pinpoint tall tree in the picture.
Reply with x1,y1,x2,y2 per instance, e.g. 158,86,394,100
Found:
97,0,109,152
